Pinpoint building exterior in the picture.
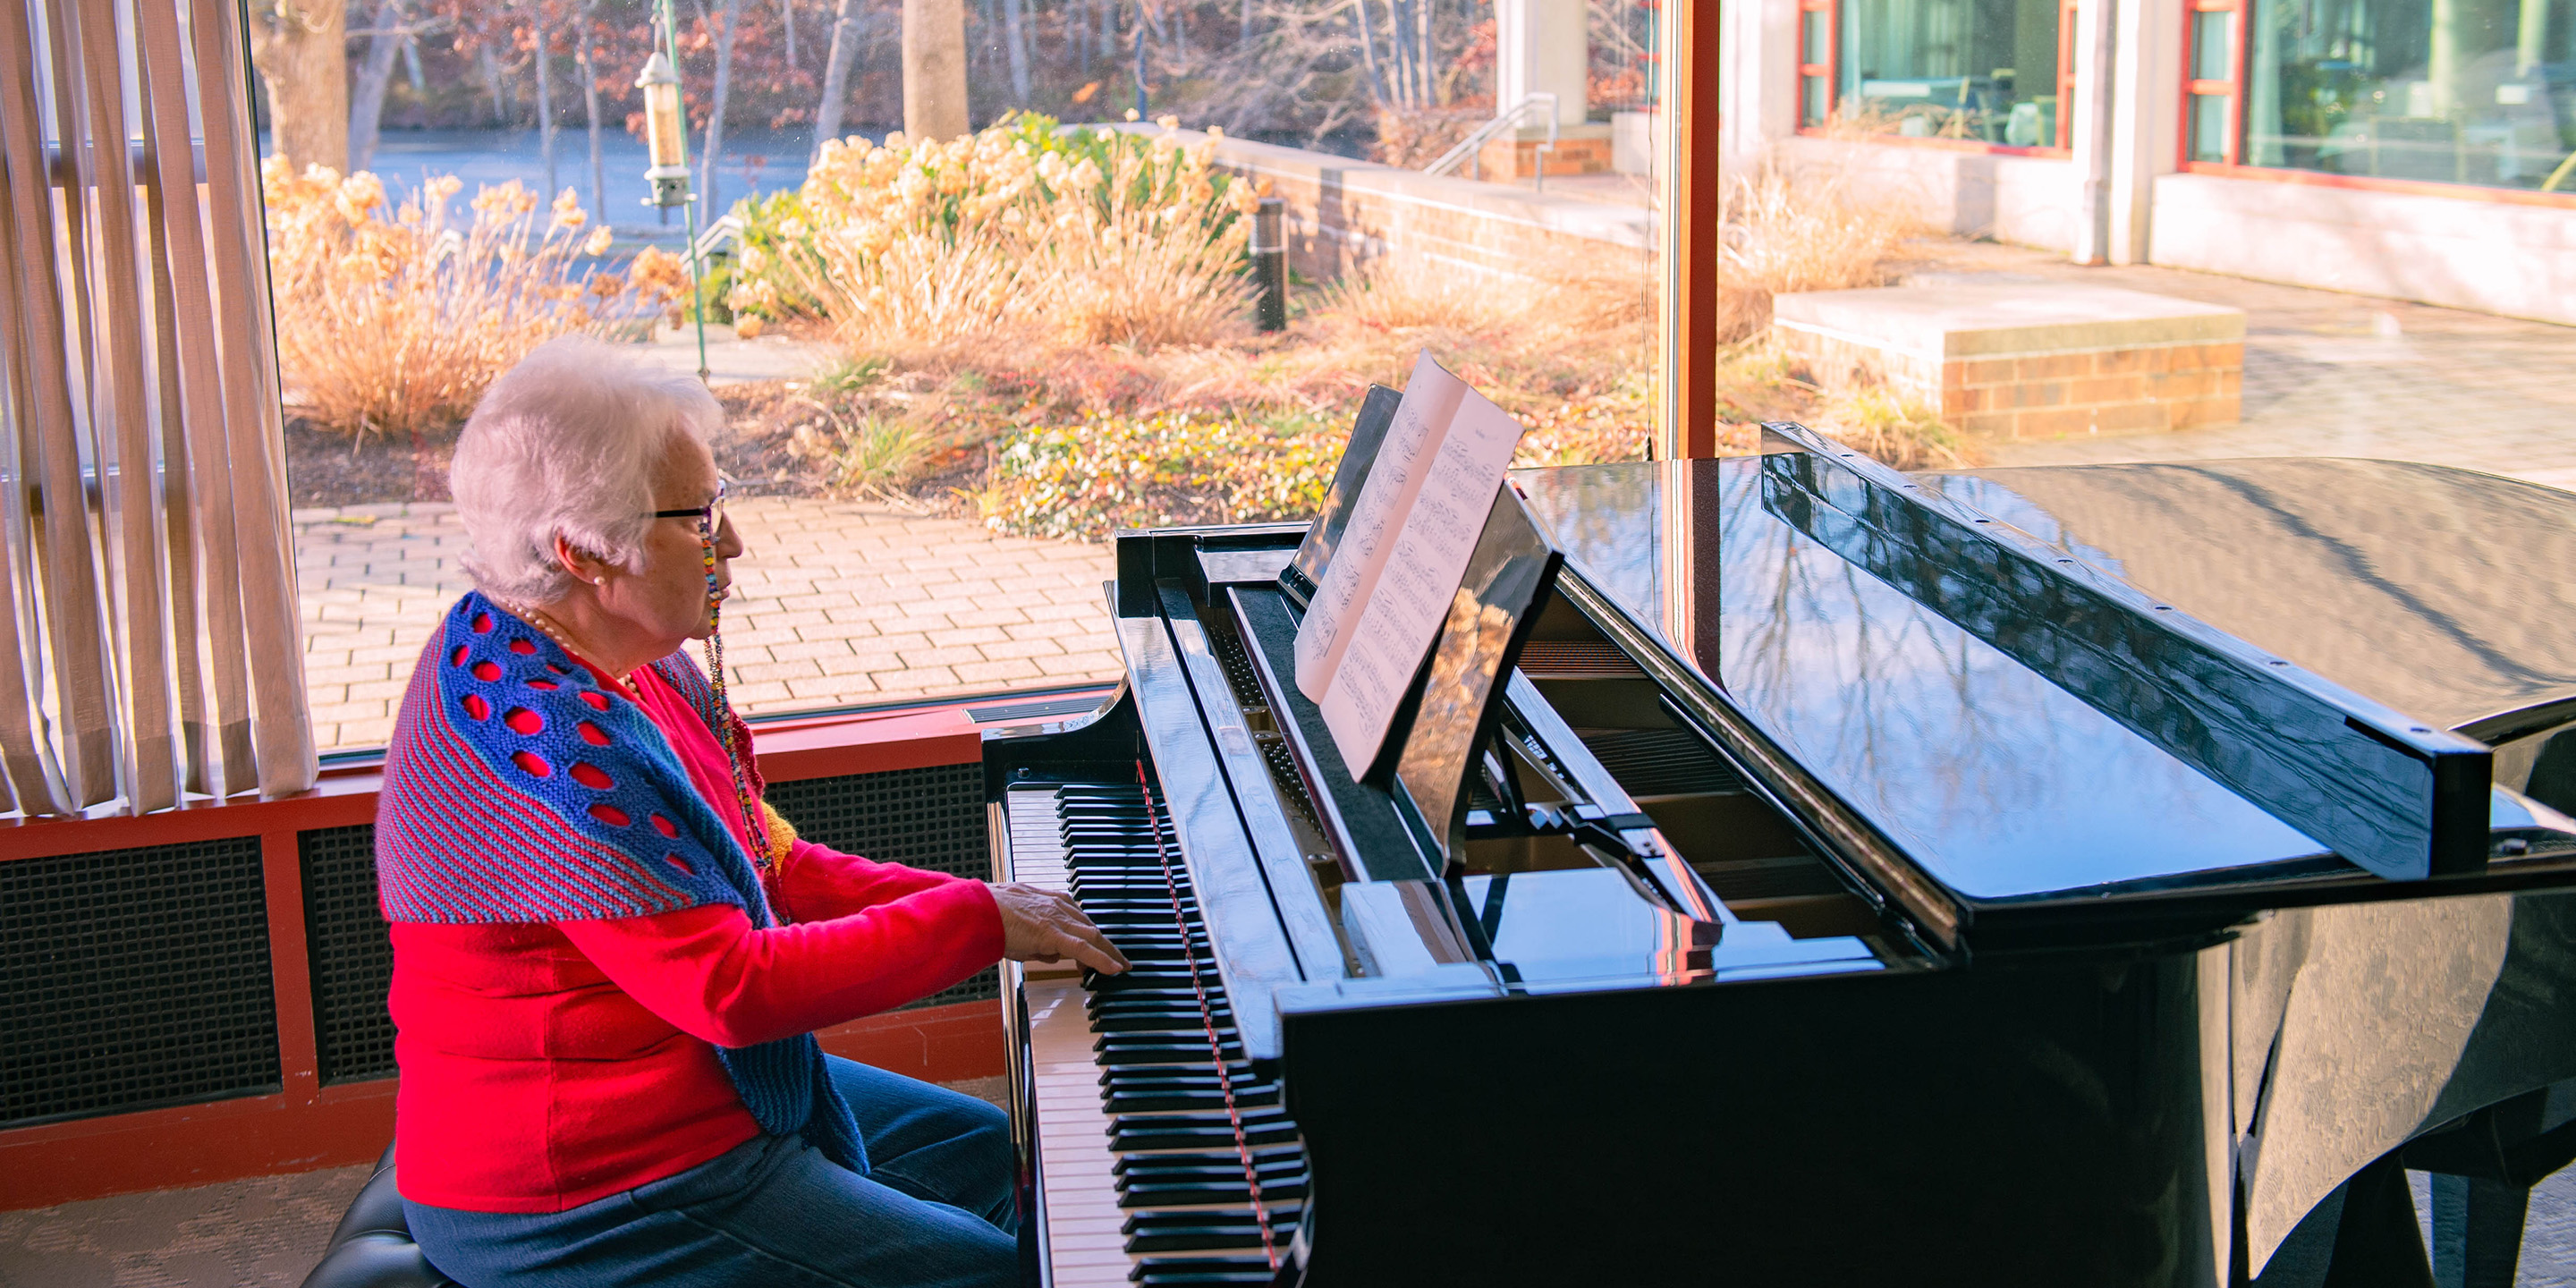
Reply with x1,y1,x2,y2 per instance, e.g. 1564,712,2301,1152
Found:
1718,0,2576,324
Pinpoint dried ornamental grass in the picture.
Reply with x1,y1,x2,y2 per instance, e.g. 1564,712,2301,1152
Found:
1716,167,1918,341
262,161,674,438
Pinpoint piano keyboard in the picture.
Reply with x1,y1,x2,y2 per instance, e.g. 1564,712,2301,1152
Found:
1007,778,1307,1287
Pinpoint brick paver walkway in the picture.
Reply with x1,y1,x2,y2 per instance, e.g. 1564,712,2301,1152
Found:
1908,241,2576,487
296,499,1118,752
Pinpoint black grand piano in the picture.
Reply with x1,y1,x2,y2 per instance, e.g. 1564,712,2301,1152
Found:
983,396,2576,1288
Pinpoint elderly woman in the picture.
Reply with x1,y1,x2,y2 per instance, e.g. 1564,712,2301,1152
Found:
377,336,1125,1287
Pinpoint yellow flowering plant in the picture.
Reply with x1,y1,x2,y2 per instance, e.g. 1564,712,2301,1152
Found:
262,160,675,438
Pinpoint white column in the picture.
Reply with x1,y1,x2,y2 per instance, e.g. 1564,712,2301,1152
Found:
1495,0,1589,128
2106,0,2182,263
1719,0,1801,164
2070,0,2119,263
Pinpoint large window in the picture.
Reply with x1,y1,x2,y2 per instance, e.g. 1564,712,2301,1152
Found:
1810,0,2077,148
2224,0,2576,188
262,0,1682,756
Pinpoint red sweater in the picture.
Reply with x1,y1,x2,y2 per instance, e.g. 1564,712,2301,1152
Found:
389,663,1004,1213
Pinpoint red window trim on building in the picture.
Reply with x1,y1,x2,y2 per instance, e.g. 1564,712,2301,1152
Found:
1792,0,2078,157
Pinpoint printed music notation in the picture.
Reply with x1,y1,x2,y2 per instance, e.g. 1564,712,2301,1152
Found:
1291,351,1527,778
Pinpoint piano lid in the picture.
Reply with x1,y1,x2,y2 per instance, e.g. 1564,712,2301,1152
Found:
1913,459,2576,740
1513,451,2526,903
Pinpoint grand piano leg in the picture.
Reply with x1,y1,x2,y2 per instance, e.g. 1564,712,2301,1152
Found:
2428,1175,2528,1288
2254,1157,2435,1288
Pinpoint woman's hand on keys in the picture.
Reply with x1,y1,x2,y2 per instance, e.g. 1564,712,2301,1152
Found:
991,882,1131,974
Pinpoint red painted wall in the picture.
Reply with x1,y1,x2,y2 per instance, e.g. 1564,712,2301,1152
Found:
0,689,1097,1211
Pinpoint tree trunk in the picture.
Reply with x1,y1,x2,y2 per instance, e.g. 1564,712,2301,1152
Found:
535,6,557,199
902,0,970,141
701,0,746,215
814,0,864,157
348,0,405,171
1350,0,1385,106
1004,0,1030,104
1239,0,1250,46
782,0,799,66
580,1,607,223
479,42,507,124
247,0,351,173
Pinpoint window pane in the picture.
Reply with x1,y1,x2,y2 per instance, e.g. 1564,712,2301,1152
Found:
2190,90,2233,159
1836,0,2067,143
2242,0,2576,186
1804,8,1832,67
267,0,1672,750
1807,74,1834,125
2193,9,2235,82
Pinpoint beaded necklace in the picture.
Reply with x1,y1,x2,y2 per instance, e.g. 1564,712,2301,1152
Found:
698,521,774,864
524,517,773,867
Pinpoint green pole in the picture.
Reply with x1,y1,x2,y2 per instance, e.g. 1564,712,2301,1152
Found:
656,0,711,382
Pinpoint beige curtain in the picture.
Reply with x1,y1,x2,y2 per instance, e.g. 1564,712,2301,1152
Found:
0,0,312,815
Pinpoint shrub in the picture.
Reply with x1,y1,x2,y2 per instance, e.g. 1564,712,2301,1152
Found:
980,411,1338,538
738,114,1260,354
1813,386,1972,470
261,161,672,438
787,405,934,503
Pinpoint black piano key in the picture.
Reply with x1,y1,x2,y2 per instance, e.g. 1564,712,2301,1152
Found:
1131,1258,1280,1286
1113,1145,1303,1176
1117,1157,1306,1186
1093,1041,1246,1066
1118,1174,1308,1208
1105,1083,1280,1114
1110,1115,1301,1153
1093,1010,1235,1034
1121,1210,1299,1253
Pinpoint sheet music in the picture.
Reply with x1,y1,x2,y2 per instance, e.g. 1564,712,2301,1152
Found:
1295,353,1527,778
1292,352,1465,699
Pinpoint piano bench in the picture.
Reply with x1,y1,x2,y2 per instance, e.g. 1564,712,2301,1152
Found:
300,1142,458,1288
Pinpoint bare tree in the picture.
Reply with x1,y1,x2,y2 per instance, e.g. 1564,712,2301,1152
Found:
1004,0,1031,104
248,0,352,172
534,1,559,198
349,0,408,170
699,0,747,215
813,0,865,156
578,0,609,224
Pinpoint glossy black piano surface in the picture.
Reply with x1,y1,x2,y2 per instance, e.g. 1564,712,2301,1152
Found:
984,424,2576,1287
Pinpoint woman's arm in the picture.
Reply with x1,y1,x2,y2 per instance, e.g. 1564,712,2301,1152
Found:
771,837,969,925
559,878,1002,1049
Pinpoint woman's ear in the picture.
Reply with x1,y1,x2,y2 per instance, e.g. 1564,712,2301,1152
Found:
553,534,614,589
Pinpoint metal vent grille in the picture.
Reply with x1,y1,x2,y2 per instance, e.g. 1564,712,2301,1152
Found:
1580,728,1746,799
1520,640,1648,678
301,825,397,1084
0,838,281,1128
766,763,998,1008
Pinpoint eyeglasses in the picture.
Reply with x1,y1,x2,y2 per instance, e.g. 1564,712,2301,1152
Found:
648,478,729,534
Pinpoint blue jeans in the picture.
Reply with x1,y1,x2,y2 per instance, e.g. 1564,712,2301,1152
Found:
404,1056,1017,1288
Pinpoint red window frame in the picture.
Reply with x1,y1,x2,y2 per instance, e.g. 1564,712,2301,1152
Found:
2178,0,2244,166
1792,0,2075,155
1798,0,1835,129
2174,0,2576,206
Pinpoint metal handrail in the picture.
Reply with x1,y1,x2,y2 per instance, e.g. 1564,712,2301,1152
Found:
1421,92,1559,189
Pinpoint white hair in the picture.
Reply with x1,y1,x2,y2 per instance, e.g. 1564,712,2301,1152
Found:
450,336,722,606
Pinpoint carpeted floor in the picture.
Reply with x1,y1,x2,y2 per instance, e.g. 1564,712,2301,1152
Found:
0,1077,1010,1288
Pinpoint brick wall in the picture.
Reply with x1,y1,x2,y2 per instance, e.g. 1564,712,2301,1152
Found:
1198,132,1651,283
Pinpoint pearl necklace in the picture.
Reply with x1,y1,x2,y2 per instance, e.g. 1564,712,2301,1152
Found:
525,607,640,702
